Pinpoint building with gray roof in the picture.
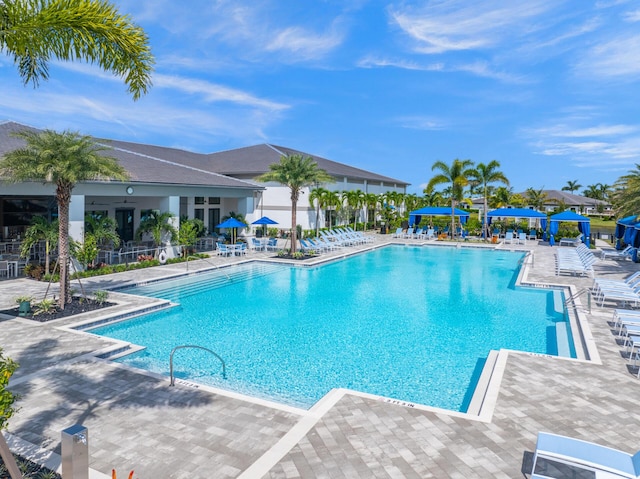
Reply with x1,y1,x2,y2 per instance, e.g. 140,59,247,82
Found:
0,121,408,244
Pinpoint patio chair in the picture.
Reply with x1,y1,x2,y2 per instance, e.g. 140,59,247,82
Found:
518,232,527,245
528,229,537,241
601,245,634,261
504,231,515,244
266,238,279,252
531,431,640,478
216,243,231,257
0,260,8,278
559,233,583,247
391,227,403,238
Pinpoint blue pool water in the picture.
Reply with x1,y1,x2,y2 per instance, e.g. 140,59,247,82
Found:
90,246,570,411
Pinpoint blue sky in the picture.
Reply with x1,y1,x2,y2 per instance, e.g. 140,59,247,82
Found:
1,0,639,194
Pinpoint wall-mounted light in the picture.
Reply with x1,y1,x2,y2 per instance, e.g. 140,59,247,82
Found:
126,186,134,195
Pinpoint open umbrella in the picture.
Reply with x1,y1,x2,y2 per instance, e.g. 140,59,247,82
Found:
251,216,278,237
217,217,247,243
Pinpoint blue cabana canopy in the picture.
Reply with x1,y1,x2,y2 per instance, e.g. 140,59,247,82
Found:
408,206,470,226
549,211,591,247
487,208,546,220
616,215,640,249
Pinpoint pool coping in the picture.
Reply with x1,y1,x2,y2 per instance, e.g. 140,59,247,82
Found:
51,242,597,428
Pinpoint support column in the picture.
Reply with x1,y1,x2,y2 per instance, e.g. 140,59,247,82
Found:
160,196,180,257
69,195,85,243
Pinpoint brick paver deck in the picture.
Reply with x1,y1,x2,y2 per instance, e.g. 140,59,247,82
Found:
1,236,638,478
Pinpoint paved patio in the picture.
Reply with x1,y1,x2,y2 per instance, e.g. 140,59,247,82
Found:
1,235,639,478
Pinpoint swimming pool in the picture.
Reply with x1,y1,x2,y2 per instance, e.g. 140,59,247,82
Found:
90,245,571,411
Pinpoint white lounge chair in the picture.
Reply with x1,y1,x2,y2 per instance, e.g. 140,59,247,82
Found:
601,245,634,261
391,227,403,238
559,233,583,247
531,431,640,478
504,232,515,244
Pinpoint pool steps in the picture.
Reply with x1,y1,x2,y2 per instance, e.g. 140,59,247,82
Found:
118,262,286,301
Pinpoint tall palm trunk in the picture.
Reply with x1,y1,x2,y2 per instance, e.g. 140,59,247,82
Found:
291,191,299,254
451,200,456,239
57,183,72,309
483,196,489,240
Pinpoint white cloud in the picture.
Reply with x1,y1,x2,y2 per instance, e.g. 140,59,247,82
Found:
357,55,525,83
265,24,345,61
623,9,640,21
388,0,559,54
394,116,447,131
154,74,289,111
577,33,640,78
357,56,444,71
54,62,288,111
526,118,640,170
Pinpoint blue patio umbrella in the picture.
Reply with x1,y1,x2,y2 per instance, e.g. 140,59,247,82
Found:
252,216,278,236
217,217,247,243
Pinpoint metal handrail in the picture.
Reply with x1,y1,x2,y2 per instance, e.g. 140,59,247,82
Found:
184,254,232,280
169,345,227,386
564,288,591,313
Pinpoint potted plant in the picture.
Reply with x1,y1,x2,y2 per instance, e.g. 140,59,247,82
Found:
15,295,34,316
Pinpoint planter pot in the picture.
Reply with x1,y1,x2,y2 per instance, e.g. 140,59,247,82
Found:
18,301,31,316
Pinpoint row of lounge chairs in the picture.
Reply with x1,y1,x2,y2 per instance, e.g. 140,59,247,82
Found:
391,227,438,240
555,243,597,277
611,308,640,378
593,271,640,308
299,228,374,254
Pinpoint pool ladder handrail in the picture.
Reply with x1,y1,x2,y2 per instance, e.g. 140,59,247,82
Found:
169,345,227,386
185,254,231,280
564,287,591,313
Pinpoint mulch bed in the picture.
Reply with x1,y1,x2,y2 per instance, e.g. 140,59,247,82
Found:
0,297,114,322
273,254,318,260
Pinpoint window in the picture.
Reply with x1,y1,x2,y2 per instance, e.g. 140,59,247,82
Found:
195,197,205,205
194,209,204,221
140,209,155,222
208,197,221,205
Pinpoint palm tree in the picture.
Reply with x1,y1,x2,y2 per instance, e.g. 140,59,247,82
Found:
135,211,178,249
341,189,365,230
525,187,550,211
562,180,582,193
468,160,509,239
309,186,330,237
1,0,153,99
257,154,333,254
324,190,341,228
422,185,444,207
0,129,128,309
489,187,512,208
612,165,640,218
20,216,58,275
364,192,379,229
427,159,475,238
85,214,120,249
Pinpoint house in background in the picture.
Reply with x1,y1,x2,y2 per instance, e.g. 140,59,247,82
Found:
472,190,612,218
0,121,408,244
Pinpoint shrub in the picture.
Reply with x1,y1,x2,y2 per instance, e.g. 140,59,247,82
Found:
94,290,109,305
33,299,58,316
23,263,44,280
14,295,33,304
0,348,19,430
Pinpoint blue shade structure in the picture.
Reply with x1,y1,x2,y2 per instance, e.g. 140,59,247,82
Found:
408,206,470,226
549,211,591,247
217,217,247,243
616,215,640,249
252,216,278,236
